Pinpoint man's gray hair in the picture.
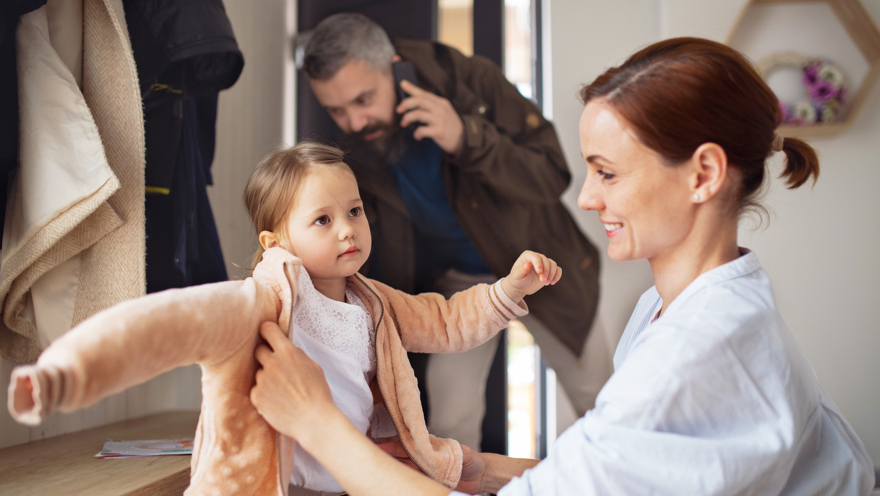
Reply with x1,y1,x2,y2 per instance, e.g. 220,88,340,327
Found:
303,13,395,80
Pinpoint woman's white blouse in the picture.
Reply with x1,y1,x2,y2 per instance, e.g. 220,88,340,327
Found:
471,250,875,495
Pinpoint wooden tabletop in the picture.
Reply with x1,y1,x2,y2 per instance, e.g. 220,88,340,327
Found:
0,411,200,496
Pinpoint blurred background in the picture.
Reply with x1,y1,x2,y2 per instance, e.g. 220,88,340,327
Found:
2,1,878,485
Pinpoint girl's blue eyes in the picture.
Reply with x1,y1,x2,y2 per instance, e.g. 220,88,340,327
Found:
313,208,361,226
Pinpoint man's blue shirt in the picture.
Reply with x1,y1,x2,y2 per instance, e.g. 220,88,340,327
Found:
390,135,491,287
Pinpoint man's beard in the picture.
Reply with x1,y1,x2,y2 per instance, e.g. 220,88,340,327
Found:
346,114,410,165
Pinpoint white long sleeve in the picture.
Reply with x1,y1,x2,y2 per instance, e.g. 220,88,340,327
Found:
495,250,874,496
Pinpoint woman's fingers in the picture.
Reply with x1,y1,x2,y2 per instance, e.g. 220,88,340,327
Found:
254,343,273,365
250,370,267,413
250,327,338,444
257,321,313,365
259,320,288,350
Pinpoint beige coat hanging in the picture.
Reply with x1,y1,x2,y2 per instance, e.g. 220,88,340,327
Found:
0,0,145,363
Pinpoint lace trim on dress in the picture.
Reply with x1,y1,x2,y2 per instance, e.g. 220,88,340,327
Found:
293,268,377,376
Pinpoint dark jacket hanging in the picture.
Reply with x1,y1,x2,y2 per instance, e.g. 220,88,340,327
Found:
123,0,244,292
0,0,48,245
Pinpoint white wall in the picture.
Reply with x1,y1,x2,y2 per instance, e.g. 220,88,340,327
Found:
210,0,296,281
545,0,661,433
546,0,880,466
731,0,880,466
546,0,660,361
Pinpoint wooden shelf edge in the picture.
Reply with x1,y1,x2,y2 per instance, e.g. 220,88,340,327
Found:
727,0,880,139
777,121,852,138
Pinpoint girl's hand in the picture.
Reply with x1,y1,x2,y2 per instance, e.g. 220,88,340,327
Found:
456,444,488,495
501,250,562,302
376,440,424,474
250,321,342,447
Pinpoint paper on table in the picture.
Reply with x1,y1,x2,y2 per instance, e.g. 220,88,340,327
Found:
96,438,193,459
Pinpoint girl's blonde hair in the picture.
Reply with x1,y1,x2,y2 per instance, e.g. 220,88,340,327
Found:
243,141,353,268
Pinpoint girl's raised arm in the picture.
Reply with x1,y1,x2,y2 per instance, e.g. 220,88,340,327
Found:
371,250,559,354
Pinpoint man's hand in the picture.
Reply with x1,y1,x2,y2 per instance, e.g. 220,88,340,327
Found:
250,321,341,447
501,250,562,302
456,444,487,495
397,80,465,155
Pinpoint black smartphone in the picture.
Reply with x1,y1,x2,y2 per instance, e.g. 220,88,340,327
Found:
392,60,423,131
392,60,418,103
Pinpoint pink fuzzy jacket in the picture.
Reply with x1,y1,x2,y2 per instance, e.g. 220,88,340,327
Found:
7,247,527,495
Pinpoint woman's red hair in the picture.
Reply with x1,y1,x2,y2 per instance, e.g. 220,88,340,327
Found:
580,38,819,214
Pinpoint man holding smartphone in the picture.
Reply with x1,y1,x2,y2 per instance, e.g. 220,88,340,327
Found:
302,13,611,451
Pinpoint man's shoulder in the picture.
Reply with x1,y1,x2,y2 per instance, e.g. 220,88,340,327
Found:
392,38,436,55
392,38,462,63
393,38,501,92
392,38,458,95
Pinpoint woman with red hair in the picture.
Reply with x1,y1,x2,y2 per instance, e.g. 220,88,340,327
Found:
250,38,875,495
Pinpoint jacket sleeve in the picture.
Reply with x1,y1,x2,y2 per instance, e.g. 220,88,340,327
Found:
452,51,572,204
374,278,527,354
7,279,278,426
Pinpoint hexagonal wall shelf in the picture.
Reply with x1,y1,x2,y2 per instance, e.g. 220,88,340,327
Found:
727,0,880,138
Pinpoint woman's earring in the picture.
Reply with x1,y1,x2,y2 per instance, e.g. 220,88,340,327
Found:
693,193,700,202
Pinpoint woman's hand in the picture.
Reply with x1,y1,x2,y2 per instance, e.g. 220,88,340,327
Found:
251,323,450,496
250,321,341,446
501,250,562,302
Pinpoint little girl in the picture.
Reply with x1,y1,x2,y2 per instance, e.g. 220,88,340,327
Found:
8,142,561,496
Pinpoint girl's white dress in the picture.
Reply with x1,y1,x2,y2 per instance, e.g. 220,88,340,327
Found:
288,268,395,492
